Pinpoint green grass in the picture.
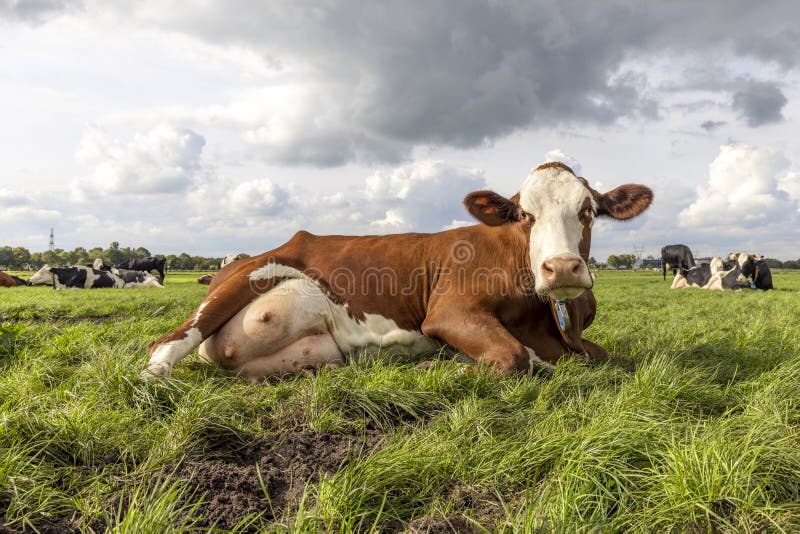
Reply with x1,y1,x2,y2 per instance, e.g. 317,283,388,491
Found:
1,270,800,532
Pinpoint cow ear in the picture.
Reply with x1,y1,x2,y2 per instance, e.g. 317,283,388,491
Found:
464,190,525,226
595,184,653,220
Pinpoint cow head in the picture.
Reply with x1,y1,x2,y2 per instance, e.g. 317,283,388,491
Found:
465,162,653,300
736,253,764,285
28,264,53,285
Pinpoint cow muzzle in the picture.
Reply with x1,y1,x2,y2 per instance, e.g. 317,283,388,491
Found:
538,254,592,300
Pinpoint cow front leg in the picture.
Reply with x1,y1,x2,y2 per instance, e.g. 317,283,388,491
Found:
421,309,553,373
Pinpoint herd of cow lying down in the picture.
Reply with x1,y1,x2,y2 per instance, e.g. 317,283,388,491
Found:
0,257,166,289
0,162,776,381
670,253,774,291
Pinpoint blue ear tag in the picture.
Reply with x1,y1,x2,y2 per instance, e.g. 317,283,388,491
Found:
555,300,571,331
750,282,756,289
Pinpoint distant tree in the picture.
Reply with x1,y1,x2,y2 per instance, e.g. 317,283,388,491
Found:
619,254,636,268
607,254,635,268
783,260,800,269
11,247,31,267
87,247,104,261
105,242,125,265
0,246,14,267
762,258,783,268
588,256,598,267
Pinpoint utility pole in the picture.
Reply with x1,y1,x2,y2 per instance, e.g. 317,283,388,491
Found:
49,228,55,252
632,244,645,269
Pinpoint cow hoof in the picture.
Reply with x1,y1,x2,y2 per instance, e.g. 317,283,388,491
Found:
140,362,172,381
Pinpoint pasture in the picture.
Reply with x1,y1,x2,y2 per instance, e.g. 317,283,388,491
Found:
1,270,800,532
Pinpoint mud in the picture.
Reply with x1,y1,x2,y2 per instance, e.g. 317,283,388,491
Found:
0,516,78,534
171,430,381,530
392,484,505,533
404,514,476,533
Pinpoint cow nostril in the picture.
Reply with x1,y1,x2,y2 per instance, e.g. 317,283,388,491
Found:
571,262,581,275
542,262,555,275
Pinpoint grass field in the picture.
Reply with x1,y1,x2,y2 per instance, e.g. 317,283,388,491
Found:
1,270,800,532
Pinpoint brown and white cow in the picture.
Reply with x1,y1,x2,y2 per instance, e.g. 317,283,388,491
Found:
143,162,653,382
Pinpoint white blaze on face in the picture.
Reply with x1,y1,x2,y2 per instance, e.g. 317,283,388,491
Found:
518,165,595,299
736,252,750,268
28,264,53,285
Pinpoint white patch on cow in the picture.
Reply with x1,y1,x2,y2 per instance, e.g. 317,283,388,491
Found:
671,272,688,289
221,254,237,268
710,257,724,274
28,264,52,285
83,266,100,288
736,252,750,268
703,269,732,290
237,271,439,361
518,165,594,298
143,327,203,378
123,277,163,288
249,263,306,281
190,299,211,327
526,347,555,373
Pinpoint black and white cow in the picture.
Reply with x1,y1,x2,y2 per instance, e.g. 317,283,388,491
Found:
704,253,751,290
91,258,111,271
670,256,725,289
739,256,773,290
28,264,55,286
220,254,238,269
661,244,696,280
48,266,125,289
111,268,164,288
114,256,166,280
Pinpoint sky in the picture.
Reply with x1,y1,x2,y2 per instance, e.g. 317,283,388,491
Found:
1,0,800,260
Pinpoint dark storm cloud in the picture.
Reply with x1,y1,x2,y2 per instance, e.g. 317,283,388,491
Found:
20,0,799,165
0,0,81,23
700,120,726,131
732,80,788,127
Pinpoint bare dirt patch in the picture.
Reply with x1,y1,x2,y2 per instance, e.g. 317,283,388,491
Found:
171,430,382,530
0,516,78,534
404,513,477,533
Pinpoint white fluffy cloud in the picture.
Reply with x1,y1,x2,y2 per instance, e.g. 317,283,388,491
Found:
680,144,793,227
74,124,206,197
188,160,487,237
363,160,487,232
778,171,800,210
544,149,583,176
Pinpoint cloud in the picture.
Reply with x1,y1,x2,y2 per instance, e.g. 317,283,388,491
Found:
732,80,788,127
105,1,799,166
363,160,487,232
680,144,792,228
185,160,487,238
0,0,81,24
74,124,206,197
544,149,582,176
778,172,800,211
0,189,33,207
700,120,726,131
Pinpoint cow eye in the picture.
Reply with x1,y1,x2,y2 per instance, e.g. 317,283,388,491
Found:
520,211,533,222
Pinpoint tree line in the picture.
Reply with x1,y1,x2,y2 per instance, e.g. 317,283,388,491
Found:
0,243,249,271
